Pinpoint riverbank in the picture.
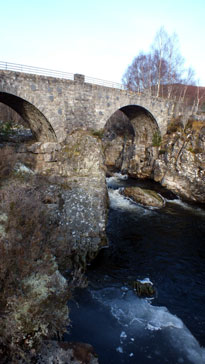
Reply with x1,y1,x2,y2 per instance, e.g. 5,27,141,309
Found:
0,120,204,362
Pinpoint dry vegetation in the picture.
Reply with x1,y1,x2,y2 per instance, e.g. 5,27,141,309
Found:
0,182,69,362
0,145,18,181
0,146,86,363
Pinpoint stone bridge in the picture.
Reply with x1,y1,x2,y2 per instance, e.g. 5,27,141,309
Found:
0,67,187,142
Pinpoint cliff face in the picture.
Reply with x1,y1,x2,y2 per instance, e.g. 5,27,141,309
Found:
153,122,205,203
2,129,108,263
103,119,205,203
56,130,108,265
0,129,106,362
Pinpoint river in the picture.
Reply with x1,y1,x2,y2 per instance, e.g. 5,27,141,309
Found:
65,174,205,364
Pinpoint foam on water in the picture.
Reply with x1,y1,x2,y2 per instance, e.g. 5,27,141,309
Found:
108,188,138,211
91,286,205,364
138,277,154,285
107,173,128,182
167,198,205,216
106,173,128,189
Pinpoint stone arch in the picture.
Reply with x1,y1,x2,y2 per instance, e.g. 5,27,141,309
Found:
0,92,57,142
120,104,160,145
120,104,159,128
104,109,135,140
103,104,160,177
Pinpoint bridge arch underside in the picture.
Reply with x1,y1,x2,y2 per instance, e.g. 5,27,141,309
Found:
103,105,160,178
0,92,57,142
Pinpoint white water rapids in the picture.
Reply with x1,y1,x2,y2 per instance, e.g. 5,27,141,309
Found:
103,174,205,363
67,174,205,364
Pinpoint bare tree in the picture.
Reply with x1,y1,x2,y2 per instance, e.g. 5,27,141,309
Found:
122,27,195,101
194,81,205,112
178,67,195,103
122,52,152,93
150,27,184,98
151,27,168,97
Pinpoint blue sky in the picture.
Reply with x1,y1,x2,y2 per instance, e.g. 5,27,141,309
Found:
1,0,205,85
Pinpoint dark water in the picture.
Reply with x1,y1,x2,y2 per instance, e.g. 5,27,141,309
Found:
65,175,205,364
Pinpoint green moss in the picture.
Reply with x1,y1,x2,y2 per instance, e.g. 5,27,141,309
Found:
144,189,163,203
152,131,161,147
0,121,14,135
188,147,194,153
188,146,203,154
159,149,166,155
185,119,205,133
89,128,104,139
167,117,184,134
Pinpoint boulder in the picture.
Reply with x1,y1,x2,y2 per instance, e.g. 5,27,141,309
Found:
133,280,156,298
37,341,99,364
122,186,165,208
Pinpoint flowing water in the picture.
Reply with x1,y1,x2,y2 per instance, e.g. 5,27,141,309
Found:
65,174,205,364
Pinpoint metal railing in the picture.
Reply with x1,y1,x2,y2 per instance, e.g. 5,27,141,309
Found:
0,61,125,90
0,61,74,80
85,75,124,90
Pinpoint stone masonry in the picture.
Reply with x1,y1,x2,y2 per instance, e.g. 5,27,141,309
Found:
0,70,191,142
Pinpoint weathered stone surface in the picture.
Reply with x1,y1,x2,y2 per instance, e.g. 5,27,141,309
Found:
0,69,191,142
133,280,156,298
0,129,108,362
0,212,7,238
104,115,204,203
122,186,165,208
126,114,159,178
27,142,60,154
37,341,99,364
49,130,109,263
153,126,205,203
58,130,106,179
1,130,108,260
103,110,159,178
103,136,124,170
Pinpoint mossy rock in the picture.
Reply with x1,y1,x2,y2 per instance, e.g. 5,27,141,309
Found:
122,187,165,208
133,280,156,298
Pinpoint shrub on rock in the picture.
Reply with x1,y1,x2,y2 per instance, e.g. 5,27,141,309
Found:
0,185,70,362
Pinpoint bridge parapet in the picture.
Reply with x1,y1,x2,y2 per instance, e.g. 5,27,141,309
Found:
0,61,74,80
0,61,124,90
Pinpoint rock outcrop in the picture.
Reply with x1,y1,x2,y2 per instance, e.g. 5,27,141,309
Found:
37,341,99,364
122,186,165,208
103,117,205,203
153,122,205,203
0,129,108,362
133,280,156,298
1,130,108,264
